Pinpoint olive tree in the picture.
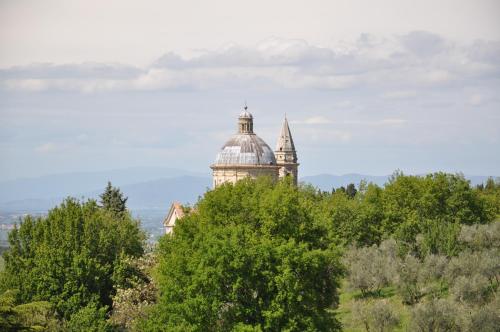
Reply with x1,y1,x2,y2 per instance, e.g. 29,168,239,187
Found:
344,239,398,296
351,299,400,332
409,299,460,332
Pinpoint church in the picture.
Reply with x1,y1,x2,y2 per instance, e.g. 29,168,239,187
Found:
211,105,299,187
164,105,299,233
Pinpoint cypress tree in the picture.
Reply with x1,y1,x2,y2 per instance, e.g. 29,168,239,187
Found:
99,181,128,217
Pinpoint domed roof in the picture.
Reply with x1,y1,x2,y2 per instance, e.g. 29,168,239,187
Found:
239,110,253,119
214,134,277,165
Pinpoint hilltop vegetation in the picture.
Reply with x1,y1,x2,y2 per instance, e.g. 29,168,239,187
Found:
339,223,500,331
1,173,499,331
0,184,146,331
137,177,344,331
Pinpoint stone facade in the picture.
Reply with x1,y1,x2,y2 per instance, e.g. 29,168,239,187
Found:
212,165,279,187
211,107,298,187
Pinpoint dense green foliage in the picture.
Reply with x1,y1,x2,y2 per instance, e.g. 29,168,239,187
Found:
110,252,157,330
66,303,114,332
1,173,498,331
138,177,343,331
0,289,61,331
315,172,496,256
0,197,145,329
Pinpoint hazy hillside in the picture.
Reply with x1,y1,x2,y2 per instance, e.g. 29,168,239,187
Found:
104,176,211,209
0,169,496,213
0,167,207,204
0,176,211,212
0,174,212,239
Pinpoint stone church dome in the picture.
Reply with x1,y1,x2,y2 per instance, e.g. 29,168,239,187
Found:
213,108,276,166
211,105,298,188
214,133,277,165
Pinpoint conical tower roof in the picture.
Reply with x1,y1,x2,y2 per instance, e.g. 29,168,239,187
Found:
276,117,296,152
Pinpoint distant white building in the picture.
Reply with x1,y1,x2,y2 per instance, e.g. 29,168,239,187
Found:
163,202,185,234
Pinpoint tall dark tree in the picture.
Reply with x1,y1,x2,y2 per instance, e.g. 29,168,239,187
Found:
484,177,497,191
100,181,128,217
346,183,357,199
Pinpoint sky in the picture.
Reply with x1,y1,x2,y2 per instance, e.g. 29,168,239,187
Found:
0,0,499,181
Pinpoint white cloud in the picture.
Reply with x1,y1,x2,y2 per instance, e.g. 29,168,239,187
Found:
343,119,408,126
1,31,499,178
299,127,353,144
35,142,57,153
3,78,47,91
376,118,408,126
468,93,484,106
1,32,498,94
297,116,334,125
381,90,417,100
423,69,454,83
296,117,407,127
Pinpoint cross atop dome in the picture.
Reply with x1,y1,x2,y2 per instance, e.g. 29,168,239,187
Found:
239,102,253,120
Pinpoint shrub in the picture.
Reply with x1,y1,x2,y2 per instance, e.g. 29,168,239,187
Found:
344,240,397,296
396,255,422,304
450,275,494,306
66,303,114,332
409,299,460,332
351,299,400,332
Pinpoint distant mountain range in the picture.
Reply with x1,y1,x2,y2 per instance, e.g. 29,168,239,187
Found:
0,168,497,213
0,167,210,212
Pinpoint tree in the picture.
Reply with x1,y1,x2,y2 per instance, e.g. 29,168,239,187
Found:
137,177,343,331
484,177,496,192
65,303,113,332
459,221,500,251
1,198,144,320
396,254,423,304
409,299,460,332
346,183,357,199
382,172,495,256
352,299,400,332
450,275,493,306
354,183,384,246
0,289,62,331
100,181,128,217
110,252,157,330
466,298,500,332
343,239,397,296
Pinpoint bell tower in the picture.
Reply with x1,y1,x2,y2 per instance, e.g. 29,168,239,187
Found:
275,116,298,184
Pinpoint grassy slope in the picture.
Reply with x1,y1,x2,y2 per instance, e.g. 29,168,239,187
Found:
336,281,411,331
